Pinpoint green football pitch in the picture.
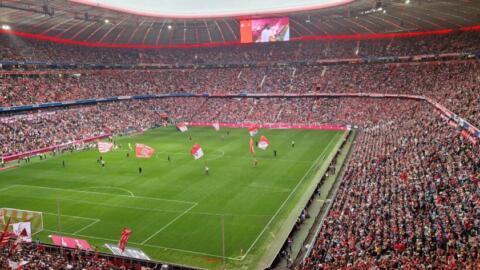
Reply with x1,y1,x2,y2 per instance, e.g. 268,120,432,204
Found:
0,126,345,269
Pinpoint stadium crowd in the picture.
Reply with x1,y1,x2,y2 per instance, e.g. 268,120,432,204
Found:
1,61,478,128
0,241,153,269
1,28,480,269
1,30,479,64
0,99,167,156
300,100,480,269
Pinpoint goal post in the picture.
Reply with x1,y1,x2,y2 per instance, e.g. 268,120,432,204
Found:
0,208,44,234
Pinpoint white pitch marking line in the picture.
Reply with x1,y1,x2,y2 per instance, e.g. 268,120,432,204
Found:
141,202,198,245
41,228,242,261
0,185,18,193
7,184,196,205
206,150,224,161
42,212,99,221
73,219,101,235
240,132,339,260
78,186,135,197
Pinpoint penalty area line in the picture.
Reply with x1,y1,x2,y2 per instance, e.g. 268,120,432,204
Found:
141,202,198,245
2,184,196,205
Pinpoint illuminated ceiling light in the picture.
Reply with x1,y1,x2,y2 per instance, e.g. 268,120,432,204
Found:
383,10,386,14
104,19,109,24
167,25,172,30
405,0,410,4
1,24,11,30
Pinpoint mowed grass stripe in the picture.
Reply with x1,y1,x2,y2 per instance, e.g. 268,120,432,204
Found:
0,127,343,269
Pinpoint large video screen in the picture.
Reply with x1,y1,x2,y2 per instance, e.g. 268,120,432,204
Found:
240,17,290,43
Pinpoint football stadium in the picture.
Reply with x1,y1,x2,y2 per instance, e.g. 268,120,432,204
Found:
0,1,479,270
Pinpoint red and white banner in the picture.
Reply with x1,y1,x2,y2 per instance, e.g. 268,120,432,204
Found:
97,141,113,153
186,122,349,131
212,122,220,131
1,133,111,163
0,217,12,247
135,144,155,158
177,123,188,132
118,228,132,252
12,222,31,243
51,235,92,251
258,135,270,150
191,144,204,160
249,127,258,136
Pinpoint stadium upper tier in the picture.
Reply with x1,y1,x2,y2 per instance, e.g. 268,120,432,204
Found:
1,29,479,64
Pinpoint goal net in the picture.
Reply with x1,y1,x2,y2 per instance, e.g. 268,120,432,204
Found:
0,208,44,234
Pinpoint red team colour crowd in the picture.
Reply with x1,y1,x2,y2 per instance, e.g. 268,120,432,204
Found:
0,28,480,269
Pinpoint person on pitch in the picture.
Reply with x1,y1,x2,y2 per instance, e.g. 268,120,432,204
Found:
205,166,209,175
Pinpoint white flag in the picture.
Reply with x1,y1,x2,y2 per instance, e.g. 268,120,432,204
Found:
12,222,32,243
177,123,188,132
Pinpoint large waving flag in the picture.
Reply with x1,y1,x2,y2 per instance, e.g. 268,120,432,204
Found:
98,141,113,153
249,127,258,137
249,138,255,155
177,123,188,132
135,144,155,158
191,144,204,160
212,122,220,131
118,228,132,252
12,222,31,243
258,135,270,150
0,217,12,247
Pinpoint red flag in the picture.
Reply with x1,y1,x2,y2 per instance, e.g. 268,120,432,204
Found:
176,123,188,132
249,138,255,155
258,135,270,150
135,144,155,158
191,143,204,160
0,217,11,247
248,127,258,136
118,228,132,252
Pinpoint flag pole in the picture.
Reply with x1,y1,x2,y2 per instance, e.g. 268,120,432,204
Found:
221,215,226,269
56,198,61,233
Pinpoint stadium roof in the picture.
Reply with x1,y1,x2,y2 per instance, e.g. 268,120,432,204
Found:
0,0,479,46
69,0,354,18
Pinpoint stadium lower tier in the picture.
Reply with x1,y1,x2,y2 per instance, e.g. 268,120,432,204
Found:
1,97,479,269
